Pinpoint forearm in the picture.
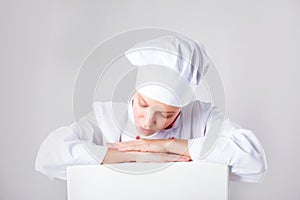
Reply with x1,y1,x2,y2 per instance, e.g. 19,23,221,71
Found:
102,148,191,163
102,149,136,164
105,139,191,160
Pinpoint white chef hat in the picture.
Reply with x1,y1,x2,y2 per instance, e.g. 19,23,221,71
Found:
125,35,210,107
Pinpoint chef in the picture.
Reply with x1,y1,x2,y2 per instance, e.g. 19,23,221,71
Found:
35,35,267,182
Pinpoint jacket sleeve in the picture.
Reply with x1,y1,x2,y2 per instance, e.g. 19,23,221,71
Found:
35,110,108,181
188,105,268,182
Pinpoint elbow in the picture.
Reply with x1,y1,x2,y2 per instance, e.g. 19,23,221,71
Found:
230,170,267,183
230,153,268,183
35,151,55,181
35,154,67,181
34,133,67,181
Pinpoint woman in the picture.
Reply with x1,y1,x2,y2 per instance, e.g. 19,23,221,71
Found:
35,35,267,182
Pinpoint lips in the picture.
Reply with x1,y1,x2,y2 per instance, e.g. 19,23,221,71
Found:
137,125,153,134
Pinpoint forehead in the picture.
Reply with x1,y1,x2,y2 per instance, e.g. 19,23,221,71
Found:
135,92,181,111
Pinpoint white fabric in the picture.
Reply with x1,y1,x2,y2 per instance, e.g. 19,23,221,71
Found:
35,100,267,182
125,35,210,107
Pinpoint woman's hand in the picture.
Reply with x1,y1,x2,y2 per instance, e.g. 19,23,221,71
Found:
106,139,169,153
102,149,191,164
135,151,191,162
106,138,191,157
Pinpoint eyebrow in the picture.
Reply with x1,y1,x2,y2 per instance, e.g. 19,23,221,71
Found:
138,95,178,114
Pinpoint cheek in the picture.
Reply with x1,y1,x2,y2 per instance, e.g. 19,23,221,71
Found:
164,118,174,126
132,105,144,121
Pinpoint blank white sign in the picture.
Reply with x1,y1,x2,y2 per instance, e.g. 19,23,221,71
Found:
67,162,229,200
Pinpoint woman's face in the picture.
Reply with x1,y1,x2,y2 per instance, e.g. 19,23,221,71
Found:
132,92,182,136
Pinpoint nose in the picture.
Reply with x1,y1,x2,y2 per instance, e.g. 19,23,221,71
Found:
143,109,156,129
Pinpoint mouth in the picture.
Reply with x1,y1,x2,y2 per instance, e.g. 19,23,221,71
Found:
137,125,154,134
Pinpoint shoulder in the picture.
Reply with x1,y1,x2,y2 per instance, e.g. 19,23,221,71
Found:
184,100,215,115
93,101,129,117
93,101,112,113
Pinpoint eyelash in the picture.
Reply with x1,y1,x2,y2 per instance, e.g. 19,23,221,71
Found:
138,103,172,118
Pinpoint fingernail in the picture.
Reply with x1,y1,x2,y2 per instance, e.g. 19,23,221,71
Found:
182,157,190,160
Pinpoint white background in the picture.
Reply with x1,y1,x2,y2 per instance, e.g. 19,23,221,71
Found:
1,0,299,199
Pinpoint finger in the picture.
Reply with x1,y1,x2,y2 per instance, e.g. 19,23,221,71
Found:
178,156,192,162
112,139,166,153
164,154,190,162
118,146,140,152
135,152,190,163
161,153,192,162
115,140,146,151
105,143,119,149
174,157,189,162
119,139,144,145
118,144,148,152
112,140,142,148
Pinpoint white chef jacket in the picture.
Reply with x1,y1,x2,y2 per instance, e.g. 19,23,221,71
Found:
35,100,267,182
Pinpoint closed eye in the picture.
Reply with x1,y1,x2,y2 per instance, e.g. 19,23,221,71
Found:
139,102,148,108
137,97,175,118
161,114,173,118
139,103,173,118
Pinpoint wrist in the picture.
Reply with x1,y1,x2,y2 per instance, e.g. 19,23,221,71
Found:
164,139,173,153
166,139,190,156
103,149,137,164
